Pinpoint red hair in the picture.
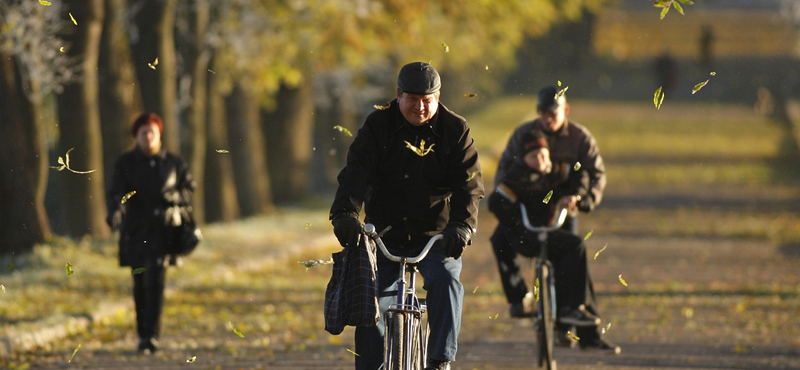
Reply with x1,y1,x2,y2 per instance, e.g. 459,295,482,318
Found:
131,113,164,137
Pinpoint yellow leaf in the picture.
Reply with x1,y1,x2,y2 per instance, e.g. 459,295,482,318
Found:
573,162,581,171
65,262,74,276
187,356,197,363
39,0,52,5
594,243,608,260
304,223,312,229
710,71,716,76
69,13,77,25
566,331,580,341
1,284,5,293
660,5,669,19
654,86,665,109
207,69,216,74
619,274,628,287
69,343,81,362
59,47,65,52
131,267,147,275
672,1,685,15
404,139,435,157
472,286,479,294
484,65,489,71
601,322,611,334
466,170,480,182
584,230,593,240
121,191,136,204
299,259,333,270
333,125,353,136
555,86,569,99
542,190,553,204
489,313,499,320
692,79,709,95
463,93,478,98
373,103,390,110
557,80,562,86
533,278,540,301
441,42,450,52
346,348,360,356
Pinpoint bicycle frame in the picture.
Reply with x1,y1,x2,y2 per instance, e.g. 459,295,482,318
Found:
363,224,443,370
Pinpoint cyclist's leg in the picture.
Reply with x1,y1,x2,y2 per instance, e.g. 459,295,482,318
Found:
561,215,579,236
355,254,400,370
417,248,463,364
548,230,602,338
490,226,529,304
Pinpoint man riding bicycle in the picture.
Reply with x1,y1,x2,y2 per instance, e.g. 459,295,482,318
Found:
330,62,484,370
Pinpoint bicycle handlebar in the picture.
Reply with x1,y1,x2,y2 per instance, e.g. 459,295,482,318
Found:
363,224,444,264
519,204,568,233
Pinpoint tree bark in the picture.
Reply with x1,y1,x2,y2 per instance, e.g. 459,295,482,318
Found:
226,82,275,216
0,53,52,255
99,0,143,187
263,81,314,203
131,0,180,152
204,81,240,222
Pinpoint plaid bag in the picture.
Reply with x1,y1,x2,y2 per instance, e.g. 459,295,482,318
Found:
324,235,379,335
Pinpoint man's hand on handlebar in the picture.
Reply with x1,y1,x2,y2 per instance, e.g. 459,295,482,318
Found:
331,213,363,248
443,222,472,259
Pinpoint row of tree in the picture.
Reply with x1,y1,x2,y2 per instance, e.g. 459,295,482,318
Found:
0,0,608,254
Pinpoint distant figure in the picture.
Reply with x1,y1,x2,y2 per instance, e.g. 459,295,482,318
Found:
106,113,196,355
699,25,715,68
654,51,678,93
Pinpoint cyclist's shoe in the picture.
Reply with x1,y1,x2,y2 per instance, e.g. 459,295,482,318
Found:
558,305,601,327
555,329,577,348
509,292,536,318
424,359,451,370
579,338,621,355
137,337,158,355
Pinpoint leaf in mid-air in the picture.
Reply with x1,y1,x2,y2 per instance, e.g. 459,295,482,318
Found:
619,274,628,287
557,80,562,86
573,162,581,171
66,262,74,276
69,343,81,362
566,331,580,341
542,190,553,204
121,191,136,204
228,321,244,338
404,139,435,157
148,57,159,70
215,149,229,153
441,42,450,52
472,286,479,294
489,313,499,320
69,13,77,25
463,93,477,98
654,86,665,109
59,47,65,52
346,348,360,356
39,0,52,5
555,86,569,99
51,148,96,174
692,80,709,95
373,103,390,110
299,259,333,270
710,71,716,76
584,230,593,240
594,243,608,260
601,322,612,334
533,278,540,301
132,267,147,275
186,356,197,363
333,125,353,136
466,171,480,182
1,285,5,293
304,223,312,229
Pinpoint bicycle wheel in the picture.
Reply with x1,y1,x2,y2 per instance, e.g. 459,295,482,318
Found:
409,314,427,370
385,311,405,370
536,263,557,370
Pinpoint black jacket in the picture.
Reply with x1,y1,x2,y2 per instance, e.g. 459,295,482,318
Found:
330,99,484,252
106,148,195,267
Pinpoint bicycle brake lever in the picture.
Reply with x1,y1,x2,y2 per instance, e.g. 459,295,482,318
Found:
377,225,392,238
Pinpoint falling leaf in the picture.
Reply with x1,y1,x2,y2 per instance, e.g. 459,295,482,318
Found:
229,321,245,338
132,267,147,275
404,139,435,157
692,79,709,95
69,343,81,362
373,103,390,111
566,331,580,341
148,57,159,70
299,259,333,270
555,86,569,99
557,80,562,86
484,65,489,71
472,286,479,294
333,125,353,136
441,42,450,52
50,148,96,174
1,285,5,293
304,223,312,229
466,170,480,182
39,0,52,5
533,278,540,301
601,322,611,334
710,71,716,76
489,313,499,320
6,263,16,271
584,230,593,240
66,262,74,276
573,162,581,171
121,191,136,204
542,190,553,204
346,348,360,356
463,93,478,98
215,149,230,153
207,69,216,74
594,243,608,260
187,356,197,363
59,47,65,52
619,274,628,287
654,86,665,109
69,13,77,25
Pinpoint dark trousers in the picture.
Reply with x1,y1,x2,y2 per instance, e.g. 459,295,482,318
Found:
132,260,166,340
355,248,463,370
490,217,601,340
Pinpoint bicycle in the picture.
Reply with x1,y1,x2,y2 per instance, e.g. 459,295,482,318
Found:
518,204,569,370
362,223,443,370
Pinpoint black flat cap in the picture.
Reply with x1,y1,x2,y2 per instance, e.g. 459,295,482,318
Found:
398,62,441,95
537,85,567,112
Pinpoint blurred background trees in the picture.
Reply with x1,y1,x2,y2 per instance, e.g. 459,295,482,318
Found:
2,0,798,254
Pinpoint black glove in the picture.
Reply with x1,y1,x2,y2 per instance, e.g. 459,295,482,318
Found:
442,222,472,259
577,195,595,213
331,213,363,249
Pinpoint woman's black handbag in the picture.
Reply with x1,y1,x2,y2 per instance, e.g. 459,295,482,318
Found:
166,206,202,256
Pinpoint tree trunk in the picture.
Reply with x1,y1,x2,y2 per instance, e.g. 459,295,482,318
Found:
263,81,314,203
0,53,52,255
226,82,275,216
180,0,210,223
131,0,180,152
99,0,143,187
204,81,240,222
56,0,108,239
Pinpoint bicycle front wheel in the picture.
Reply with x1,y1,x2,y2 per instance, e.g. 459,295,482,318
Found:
385,311,404,370
536,264,557,370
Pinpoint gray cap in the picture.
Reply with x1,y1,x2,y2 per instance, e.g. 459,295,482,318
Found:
537,85,567,112
398,62,441,95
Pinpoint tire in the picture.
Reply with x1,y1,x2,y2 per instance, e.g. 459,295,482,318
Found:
385,311,405,370
537,263,557,370
409,315,427,370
